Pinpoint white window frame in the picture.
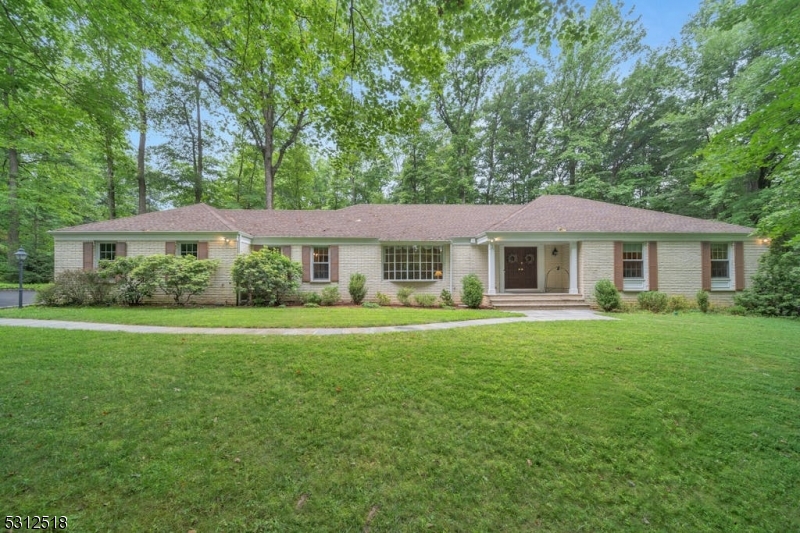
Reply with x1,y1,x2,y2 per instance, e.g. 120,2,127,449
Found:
179,242,198,258
382,245,444,281
311,246,330,282
622,242,647,292
710,243,733,290
97,242,117,264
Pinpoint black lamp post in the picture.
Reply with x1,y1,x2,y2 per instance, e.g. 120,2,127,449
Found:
14,247,27,308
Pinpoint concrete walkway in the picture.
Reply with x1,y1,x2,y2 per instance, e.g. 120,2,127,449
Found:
0,310,612,336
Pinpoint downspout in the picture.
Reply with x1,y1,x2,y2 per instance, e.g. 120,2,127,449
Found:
449,241,454,295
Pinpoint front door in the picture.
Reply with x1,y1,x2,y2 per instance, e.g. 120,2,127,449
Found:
504,247,537,289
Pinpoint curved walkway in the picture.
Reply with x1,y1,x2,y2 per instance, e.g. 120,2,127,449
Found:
0,310,612,336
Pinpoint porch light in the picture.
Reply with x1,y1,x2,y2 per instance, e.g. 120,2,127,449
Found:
552,247,558,257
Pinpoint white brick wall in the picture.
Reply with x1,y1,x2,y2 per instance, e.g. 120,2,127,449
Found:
580,241,614,302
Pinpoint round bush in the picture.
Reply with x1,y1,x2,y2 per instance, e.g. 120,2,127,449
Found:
594,279,621,312
461,274,484,309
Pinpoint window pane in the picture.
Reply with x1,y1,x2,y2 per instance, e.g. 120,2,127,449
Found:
312,247,329,280
622,243,642,260
180,243,198,257
99,243,116,261
711,243,728,260
711,260,729,278
383,245,444,280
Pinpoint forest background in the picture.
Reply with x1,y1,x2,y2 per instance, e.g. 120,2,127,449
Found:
1,0,798,284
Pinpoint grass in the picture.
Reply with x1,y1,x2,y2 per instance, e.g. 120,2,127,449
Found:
0,282,50,291
0,306,520,328
1,313,798,531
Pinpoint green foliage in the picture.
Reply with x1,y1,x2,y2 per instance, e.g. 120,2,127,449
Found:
98,256,158,305
303,302,320,308
144,255,219,305
232,249,301,306
375,292,391,306
361,302,380,309
320,285,341,306
727,305,747,316
414,294,437,308
302,292,322,305
667,295,692,312
348,273,368,305
594,279,621,312
637,291,669,313
461,274,484,309
439,288,455,307
37,270,115,306
735,245,800,317
397,287,414,307
696,290,710,313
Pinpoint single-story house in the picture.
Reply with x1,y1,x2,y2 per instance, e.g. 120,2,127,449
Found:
51,195,767,308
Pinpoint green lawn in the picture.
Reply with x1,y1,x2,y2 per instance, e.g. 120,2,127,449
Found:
1,314,798,532
0,306,520,328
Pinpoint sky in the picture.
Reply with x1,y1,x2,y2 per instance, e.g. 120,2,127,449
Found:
581,0,702,48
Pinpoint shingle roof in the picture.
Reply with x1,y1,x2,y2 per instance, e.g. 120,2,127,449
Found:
53,196,754,239
486,195,754,234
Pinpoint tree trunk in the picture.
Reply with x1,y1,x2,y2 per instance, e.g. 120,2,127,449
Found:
262,103,275,210
104,133,116,219
195,77,203,203
3,70,20,263
136,62,147,214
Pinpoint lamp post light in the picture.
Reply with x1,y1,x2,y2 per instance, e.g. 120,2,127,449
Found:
14,247,28,309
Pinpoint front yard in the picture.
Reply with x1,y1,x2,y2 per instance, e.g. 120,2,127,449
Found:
1,313,798,531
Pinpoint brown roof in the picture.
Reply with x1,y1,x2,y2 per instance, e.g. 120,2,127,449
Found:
53,196,754,239
487,195,754,234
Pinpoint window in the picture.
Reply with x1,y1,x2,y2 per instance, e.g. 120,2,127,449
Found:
179,242,198,257
312,247,329,281
622,243,646,291
98,242,116,262
711,243,729,278
383,245,443,281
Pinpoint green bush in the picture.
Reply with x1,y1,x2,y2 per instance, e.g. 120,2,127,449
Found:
696,290,710,313
146,255,219,305
37,270,115,306
375,292,391,306
303,302,320,308
667,295,691,312
439,289,455,307
637,291,669,313
362,302,380,309
397,287,414,306
735,245,800,317
98,256,158,305
320,285,341,306
728,305,747,316
348,273,367,305
414,294,437,308
232,249,301,306
302,292,322,305
594,279,621,312
461,274,484,309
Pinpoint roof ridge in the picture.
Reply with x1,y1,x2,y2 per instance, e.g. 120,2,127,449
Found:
485,199,537,231
200,203,241,232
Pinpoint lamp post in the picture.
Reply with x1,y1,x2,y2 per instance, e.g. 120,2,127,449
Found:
14,247,28,308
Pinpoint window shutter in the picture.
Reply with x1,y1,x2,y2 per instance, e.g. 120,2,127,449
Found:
734,242,745,291
648,242,658,291
613,241,623,290
83,242,94,271
701,242,711,291
251,244,263,252
330,246,339,282
165,241,176,255
116,242,127,257
281,245,291,258
302,246,311,282
197,241,209,260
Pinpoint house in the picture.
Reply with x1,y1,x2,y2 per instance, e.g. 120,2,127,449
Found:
50,195,767,307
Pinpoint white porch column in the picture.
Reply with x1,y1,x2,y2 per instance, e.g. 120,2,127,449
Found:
487,243,497,295
569,241,579,294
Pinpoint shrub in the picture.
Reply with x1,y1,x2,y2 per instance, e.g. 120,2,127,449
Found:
439,289,455,307
414,294,437,308
375,292,391,306
397,287,414,306
302,292,322,305
735,244,800,317
98,256,158,305
304,302,320,308
362,302,380,309
232,248,301,306
146,255,219,305
461,274,484,309
728,305,747,316
696,290,710,313
637,291,669,313
667,295,691,312
320,285,341,306
38,270,115,306
35,284,57,306
594,279,621,312
348,273,367,305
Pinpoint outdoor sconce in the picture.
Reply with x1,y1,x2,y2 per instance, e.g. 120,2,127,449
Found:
552,247,558,257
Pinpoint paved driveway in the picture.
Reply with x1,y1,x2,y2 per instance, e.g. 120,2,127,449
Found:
0,290,37,308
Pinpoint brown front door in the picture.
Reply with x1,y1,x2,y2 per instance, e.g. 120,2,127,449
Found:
504,247,537,289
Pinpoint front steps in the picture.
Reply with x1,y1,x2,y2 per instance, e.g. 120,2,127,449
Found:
487,293,591,310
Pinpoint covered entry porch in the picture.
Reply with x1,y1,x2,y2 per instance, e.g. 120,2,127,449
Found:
484,240,579,295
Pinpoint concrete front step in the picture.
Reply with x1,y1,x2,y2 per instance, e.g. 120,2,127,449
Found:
487,293,591,310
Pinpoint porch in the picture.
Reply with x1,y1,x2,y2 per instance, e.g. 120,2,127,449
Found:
485,241,580,295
